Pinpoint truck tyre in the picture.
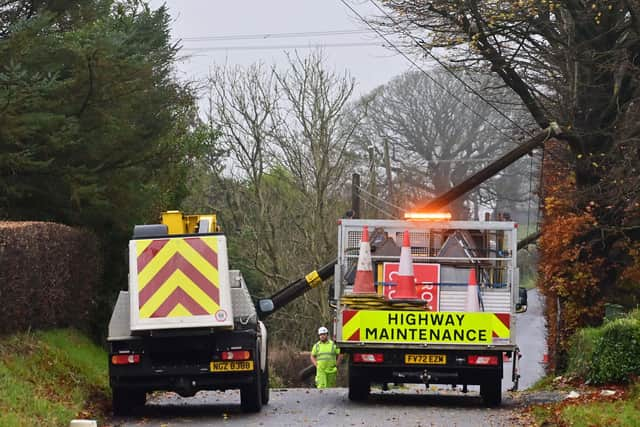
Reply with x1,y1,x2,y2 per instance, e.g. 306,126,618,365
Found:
480,377,502,407
112,388,146,416
261,350,270,405
241,348,263,413
348,366,370,401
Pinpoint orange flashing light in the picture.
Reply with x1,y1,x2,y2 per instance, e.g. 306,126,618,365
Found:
404,212,452,221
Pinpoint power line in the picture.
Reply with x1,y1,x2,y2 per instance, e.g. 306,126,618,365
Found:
357,185,406,214
338,0,516,142
180,29,374,42
181,41,383,52
366,0,532,137
360,195,399,219
417,157,503,164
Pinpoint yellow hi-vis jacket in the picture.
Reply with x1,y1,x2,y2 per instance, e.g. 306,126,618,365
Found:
312,340,340,370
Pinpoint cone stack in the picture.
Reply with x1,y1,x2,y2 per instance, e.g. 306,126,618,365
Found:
352,226,376,294
390,230,418,299
465,269,480,311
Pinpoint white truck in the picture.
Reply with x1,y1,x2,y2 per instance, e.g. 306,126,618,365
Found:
333,217,525,406
107,212,269,415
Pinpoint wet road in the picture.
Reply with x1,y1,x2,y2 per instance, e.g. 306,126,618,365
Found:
113,387,523,427
509,288,546,390
111,290,546,427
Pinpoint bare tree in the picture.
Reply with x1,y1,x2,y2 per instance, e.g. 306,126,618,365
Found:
373,0,640,368
204,52,362,346
207,63,287,286
353,69,533,219
374,0,640,226
273,50,364,257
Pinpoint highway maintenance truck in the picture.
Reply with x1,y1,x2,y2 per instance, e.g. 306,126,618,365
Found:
332,214,525,406
107,211,269,415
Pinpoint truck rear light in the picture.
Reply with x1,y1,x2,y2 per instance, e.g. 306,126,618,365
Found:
353,353,384,363
111,354,141,365
467,355,498,365
221,350,251,361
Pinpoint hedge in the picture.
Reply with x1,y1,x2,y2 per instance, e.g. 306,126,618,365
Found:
0,221,101,335
567,311,640,384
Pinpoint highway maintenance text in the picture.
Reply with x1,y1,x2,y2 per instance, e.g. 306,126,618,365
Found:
364,313,487,342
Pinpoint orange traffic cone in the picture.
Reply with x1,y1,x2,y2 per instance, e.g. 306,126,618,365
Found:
391,230,418,299
465,269,481,311
352,226,375,294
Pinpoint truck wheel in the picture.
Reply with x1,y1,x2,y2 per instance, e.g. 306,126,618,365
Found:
261,357,270,405
348,366,370,401
480,377,502,407
241,351,263,413
112,388,146,416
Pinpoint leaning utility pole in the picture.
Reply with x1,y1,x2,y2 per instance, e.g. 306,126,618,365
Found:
417,125,560,212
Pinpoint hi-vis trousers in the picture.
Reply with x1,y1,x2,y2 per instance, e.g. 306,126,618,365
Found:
316,366,337,388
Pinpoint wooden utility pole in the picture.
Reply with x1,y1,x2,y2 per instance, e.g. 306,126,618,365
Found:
368,144,376,218
351,173,360,219
417,127,558,212
382,138,395,216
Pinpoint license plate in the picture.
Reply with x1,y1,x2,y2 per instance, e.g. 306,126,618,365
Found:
404,354,446,364
210,360,254,372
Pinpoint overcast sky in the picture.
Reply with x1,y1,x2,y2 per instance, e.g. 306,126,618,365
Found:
148,0,412,100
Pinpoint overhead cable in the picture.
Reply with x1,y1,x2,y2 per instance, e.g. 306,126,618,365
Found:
360,196,399,219
356,185,406,214
338,0,518,142
181,41,383,52
180,29,374,42
367,0,533,137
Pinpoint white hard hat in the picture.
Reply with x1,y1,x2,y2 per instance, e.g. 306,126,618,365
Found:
318,326,329,335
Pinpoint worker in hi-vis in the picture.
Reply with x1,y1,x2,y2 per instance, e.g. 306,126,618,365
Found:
310,326,343,388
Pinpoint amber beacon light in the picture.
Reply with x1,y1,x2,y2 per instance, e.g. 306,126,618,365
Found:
404,212,452,221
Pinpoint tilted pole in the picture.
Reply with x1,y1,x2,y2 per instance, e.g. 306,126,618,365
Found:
417,126,559,212
517,231,541,250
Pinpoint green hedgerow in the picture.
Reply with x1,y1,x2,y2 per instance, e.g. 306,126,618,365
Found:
588,317,640,384
566,326,603,379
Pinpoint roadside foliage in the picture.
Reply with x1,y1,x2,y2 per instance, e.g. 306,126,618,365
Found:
378,0,640,369
567,310,640,384
0,221,100,335
0,0,211,338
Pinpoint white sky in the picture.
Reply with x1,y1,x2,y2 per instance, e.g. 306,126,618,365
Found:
149,0,412,101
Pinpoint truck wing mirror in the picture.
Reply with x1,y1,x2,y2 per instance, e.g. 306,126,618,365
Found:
258,299,274,315
516,288,528,313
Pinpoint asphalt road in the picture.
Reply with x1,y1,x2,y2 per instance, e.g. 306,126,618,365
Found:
510,288,546,390
113,387,523,427
111,289,546,427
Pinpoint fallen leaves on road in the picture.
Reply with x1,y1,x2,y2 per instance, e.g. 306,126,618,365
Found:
515,379,630,426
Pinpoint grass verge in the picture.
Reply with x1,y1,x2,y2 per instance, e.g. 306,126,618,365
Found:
0,329,110,427
526,379,640,426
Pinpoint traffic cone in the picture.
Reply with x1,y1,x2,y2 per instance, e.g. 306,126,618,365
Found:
391,230,418,299
352,226,375,294
465,269,480,311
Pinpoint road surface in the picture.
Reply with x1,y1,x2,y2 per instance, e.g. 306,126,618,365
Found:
113,387,523,427
510,288,546,390
111,289,546,427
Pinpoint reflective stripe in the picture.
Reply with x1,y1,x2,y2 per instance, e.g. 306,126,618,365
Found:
312,341,339,361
